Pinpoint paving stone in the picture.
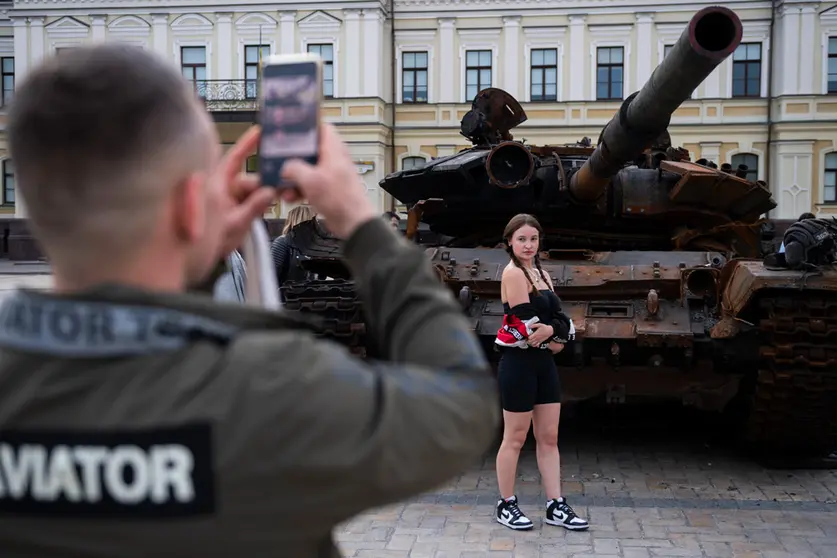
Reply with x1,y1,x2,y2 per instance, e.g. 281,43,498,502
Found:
333,433,837,557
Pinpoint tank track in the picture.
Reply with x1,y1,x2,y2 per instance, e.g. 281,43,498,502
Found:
280,279,370,358
745,291,837,455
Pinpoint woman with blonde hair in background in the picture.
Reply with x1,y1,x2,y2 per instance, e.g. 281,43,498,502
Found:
270,205,318,294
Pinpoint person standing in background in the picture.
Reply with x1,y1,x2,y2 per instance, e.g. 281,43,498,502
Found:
271,205,317,290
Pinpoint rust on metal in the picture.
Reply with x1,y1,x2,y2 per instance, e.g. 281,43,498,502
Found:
720,260,837,316
646,289,659,316
485,141,536,189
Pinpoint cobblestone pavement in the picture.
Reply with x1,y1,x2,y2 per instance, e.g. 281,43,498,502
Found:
334,409,837,558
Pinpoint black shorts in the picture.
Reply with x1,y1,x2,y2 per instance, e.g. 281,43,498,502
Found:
497,347,561,413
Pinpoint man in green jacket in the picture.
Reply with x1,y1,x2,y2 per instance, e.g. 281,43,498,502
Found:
0,44,499,557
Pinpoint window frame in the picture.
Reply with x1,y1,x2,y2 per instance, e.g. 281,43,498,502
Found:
243,44,270,100
595,46,624,101
401,156,427,171
306,43,335,98
464,49,493,103
824,152,837,204
2,159,14,206
730,153,759,183
529,47,558,102
401,51,429,104
828,37,837,95
731,42,762,99
0,57,13,107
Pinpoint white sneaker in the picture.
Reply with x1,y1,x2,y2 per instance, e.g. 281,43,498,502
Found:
545,497,589,530
496,495,534,530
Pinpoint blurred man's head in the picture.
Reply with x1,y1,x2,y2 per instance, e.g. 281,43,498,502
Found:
8,44,225,290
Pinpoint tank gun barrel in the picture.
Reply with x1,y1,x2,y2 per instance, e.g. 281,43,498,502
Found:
570,6,743,203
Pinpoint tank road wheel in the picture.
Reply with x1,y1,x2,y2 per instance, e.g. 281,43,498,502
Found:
744,293,837,456
280,279,372,358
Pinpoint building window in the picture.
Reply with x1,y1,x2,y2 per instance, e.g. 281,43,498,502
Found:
3,159,14,206
829,38,837,94
732,43,761,98
825,152,837,203
465,50,492,102
307,44,334,97
244,45,269,99
730,153,759,182
664,45,674,58
402,156,426,170
530,48,557,102
181,46,207,98
596,46,623,101
1,57,13,106
402,52,428,104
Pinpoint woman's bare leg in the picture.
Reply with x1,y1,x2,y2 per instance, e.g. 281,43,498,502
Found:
532,402,562,500
495,410,532,498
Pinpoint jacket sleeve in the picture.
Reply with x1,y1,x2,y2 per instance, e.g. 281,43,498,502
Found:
229,217,499,534
545,292,569,341
270,235,291,284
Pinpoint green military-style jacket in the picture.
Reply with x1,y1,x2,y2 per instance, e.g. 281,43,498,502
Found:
0,218,500,557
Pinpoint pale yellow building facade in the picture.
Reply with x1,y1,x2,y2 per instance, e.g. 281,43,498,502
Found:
0,0,836,220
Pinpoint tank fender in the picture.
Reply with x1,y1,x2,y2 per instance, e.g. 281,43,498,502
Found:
716,259,837,319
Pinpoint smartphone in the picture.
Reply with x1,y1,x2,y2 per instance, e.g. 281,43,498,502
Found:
257,53,323,188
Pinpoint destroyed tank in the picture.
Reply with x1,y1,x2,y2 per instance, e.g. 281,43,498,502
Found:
282,6,837,456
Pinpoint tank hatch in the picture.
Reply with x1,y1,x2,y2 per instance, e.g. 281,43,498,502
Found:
459,88,527,146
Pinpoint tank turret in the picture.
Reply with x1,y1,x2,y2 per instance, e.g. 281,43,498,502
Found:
378,5,776,254
570,6,743,203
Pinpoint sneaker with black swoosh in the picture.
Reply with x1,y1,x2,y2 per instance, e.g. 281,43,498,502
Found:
495,495,533,530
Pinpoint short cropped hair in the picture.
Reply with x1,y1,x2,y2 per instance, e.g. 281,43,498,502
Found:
7,43,211,261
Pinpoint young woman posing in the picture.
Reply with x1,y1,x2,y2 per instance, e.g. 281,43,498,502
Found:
494,213,589,532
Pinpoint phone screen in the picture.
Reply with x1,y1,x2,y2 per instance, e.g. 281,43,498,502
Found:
258,61,321,188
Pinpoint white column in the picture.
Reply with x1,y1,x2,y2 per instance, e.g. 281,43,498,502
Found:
29,17,44,65
279,12,295,54
12,19,27,218
699,141,721,165
362,10,382,97
12,18,29,85
438,18,456,102
780,6,800,95
569,15,585,100
151,14,168,58
91,15,106,43
703,64,721,98
799,5,817,95
502,16,521,99
635,13,653,88
344,10,361,97
216,13,233,80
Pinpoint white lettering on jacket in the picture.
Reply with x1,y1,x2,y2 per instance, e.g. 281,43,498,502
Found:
0,443,195,504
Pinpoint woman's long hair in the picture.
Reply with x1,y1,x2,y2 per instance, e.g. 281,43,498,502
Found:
503,213,550,293
282,205,316,235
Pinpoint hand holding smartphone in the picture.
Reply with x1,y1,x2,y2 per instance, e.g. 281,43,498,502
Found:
257,53,323,189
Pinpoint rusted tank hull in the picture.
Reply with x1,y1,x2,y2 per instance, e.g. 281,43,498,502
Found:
283,245,837,456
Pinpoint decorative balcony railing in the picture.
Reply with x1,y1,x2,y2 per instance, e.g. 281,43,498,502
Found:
191,79,260,112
